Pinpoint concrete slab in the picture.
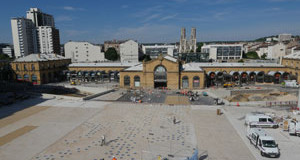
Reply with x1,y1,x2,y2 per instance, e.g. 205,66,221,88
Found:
191,106,255,160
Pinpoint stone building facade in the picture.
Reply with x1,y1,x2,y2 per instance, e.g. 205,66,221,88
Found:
119,55,205,89
282,52,300,81
11,54,71,84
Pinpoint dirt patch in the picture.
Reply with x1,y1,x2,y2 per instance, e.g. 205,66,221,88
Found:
0,106,49,128
227,94,250,102
165,96,190,105
0,125,37,146
226,92,297,102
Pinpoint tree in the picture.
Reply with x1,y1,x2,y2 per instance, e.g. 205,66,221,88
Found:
196,42,203,52
238,59,244,63
0,54,10,60
245,51,259,59
104,47,119,61
139,54,151,62
261,53,267,59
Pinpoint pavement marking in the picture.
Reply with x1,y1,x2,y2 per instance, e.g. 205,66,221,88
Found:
164,96,190,105
0,125,37,146
0,106,49,128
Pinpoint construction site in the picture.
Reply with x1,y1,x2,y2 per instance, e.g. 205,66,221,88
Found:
1,80,300,160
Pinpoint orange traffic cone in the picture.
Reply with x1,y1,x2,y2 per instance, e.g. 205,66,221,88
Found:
237,102,240,107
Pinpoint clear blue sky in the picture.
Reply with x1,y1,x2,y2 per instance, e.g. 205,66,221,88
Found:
1,0,300,44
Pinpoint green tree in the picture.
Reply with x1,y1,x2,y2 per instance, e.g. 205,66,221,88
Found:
104,47,119,61
245,51,259,59
261,53,267,59
0,54,10,60
238,59,244,63
196,42,203,52
139,54,151,62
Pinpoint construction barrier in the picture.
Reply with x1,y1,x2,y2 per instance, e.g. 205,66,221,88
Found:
266,101,298,107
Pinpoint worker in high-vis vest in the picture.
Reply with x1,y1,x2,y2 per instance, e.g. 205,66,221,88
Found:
158,155,162,160
112,156,117,160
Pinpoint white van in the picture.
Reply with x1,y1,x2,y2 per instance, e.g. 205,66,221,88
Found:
288,119,300,136
247,127,280,158
245,113,278,128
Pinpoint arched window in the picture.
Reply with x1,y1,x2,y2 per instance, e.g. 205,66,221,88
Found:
24,74,29,81
31,74,37,84
17,74,22,81
154,66,167,81
124,75,130,86
193,76,200,88
134,76,140,87
24,64,27,71
182,76,189,89
31,64,35,71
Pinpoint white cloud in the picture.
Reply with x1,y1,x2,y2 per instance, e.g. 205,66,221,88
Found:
63,6,85,11
160,14,178,21
142,14,161,23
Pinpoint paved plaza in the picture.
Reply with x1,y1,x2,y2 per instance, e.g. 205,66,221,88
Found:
0,96,254,160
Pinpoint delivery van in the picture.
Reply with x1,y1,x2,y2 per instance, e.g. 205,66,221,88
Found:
247,127,280,158
245,113,278,128
288,119,300,136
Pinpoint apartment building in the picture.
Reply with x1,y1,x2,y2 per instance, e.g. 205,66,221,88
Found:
64,41,105,62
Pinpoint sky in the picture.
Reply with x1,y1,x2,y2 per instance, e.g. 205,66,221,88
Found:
1,0,300,44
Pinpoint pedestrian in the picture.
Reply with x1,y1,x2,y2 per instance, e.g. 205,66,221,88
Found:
112,156,117,160
173,116,176,124
101,135,105,146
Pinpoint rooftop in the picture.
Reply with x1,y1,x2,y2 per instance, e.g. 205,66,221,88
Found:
164,55,177,63
124,63,143,71
14,54,68,62
186,62,284,68
69,62,140,68
182,63,203,72
283,51,300,59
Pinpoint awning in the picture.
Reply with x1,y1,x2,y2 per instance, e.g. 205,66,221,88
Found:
268,71,276,76
255,71,264,75
268,71,284,76
207,71,215,75
230,71,239,75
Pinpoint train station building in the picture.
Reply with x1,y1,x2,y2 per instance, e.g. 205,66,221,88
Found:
65,54,300,90
9,53,300,89
119,55,292,89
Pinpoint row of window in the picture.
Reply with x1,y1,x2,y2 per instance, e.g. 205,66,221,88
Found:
123,75,201,88
16,74,37,82
182,76,200,88
16,64,35,71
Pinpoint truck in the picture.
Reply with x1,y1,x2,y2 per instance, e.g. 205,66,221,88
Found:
288,119,300,136
247,127,280,158
245,113,278,128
